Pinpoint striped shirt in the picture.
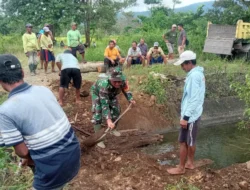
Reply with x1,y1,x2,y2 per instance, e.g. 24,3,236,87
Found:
0,83,80,189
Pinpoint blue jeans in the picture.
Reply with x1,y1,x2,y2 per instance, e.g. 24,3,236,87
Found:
150,57,164,65
131,58,141,65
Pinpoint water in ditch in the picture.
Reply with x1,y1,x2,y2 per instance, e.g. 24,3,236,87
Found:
144,124,250,169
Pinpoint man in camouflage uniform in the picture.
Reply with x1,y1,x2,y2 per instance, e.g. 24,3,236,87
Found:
91,67,136,148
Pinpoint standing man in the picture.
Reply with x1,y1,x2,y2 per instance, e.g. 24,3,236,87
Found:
177,23,187,55
163,24,177,60
127,41,143,68
91,68,136,148
0,54,80,189
40,27,56,74
104,40,124,72
167,51,205,175
37,23,54,70
22,23,40,76
138,38,148,66
56,50,82,106
67,22,86,63
147,42,167,65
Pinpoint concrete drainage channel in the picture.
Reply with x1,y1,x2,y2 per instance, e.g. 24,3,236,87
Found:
144,96,250,169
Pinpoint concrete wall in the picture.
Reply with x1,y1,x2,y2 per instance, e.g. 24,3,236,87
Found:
201,96,245,127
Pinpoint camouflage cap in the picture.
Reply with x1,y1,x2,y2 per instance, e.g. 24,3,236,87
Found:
109,67,123,81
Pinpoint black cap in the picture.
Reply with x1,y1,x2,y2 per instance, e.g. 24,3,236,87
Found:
0,54,22,74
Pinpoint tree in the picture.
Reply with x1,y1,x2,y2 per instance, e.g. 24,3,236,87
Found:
172,0,181,11
144,0,162,4
206,0,250,25
1,0,136,44
1,0,73,36
72,0,136,45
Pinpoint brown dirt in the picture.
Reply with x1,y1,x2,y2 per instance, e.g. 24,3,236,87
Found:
50,79,250,190
3,67,250,190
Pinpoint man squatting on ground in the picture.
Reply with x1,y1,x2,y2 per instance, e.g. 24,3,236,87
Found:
91,68,136,148
126,41,143,68
167,50,205,175
22,23,40,76
104,40,125,72
147,42,167,65
56,50,82,106
0,54,80,189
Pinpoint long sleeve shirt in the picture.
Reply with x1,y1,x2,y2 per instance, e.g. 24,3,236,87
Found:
67,30,81,47
40,34,53,52
91,78,133,120
22,33,39,53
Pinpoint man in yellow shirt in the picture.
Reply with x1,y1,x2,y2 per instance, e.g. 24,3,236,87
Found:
40,27,56,74
104,40,124,72
22,23,40,76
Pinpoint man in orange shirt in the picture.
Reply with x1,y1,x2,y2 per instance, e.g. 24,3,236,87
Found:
104,40,124,72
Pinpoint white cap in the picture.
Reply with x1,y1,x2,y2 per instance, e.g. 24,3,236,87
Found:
154,42,159,47
172,24,177,28
174,50,196,66
43,26,50,32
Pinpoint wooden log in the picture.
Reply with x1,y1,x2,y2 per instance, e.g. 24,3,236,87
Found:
79,62,104,73
97,65,106,73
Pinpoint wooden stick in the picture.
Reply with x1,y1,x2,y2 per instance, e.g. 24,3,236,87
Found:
72,125,92,136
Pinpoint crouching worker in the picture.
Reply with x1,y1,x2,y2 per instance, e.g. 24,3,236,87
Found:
56,50,82,106
0,54,80,190
147,42,167,65
104,40,125,72
90,67,136,148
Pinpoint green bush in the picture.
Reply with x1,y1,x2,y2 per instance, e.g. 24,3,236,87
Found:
231,73,250,129
142,74,168,104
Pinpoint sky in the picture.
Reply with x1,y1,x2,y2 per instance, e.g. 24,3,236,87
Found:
125,0,213,12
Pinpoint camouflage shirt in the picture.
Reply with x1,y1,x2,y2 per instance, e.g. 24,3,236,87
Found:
91,78,133,120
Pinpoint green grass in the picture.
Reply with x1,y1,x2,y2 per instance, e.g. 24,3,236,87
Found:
165,179,200,190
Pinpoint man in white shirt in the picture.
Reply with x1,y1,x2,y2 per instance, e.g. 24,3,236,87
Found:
127,41,143,68
56,50,82,106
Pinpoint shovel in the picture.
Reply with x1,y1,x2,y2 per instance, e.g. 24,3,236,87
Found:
82,103,132,147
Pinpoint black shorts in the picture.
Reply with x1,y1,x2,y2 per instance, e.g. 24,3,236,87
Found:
60,68,82,89
71,45,85,57
178,118,200,146
104,58,119,67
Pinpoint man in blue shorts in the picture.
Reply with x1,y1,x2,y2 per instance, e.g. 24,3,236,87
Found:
146,42,167,65
167,51,205,175
0,54,81,189
40,27,55,74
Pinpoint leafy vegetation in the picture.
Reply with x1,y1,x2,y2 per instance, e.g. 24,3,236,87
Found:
231,74,250,129
165,178,200,190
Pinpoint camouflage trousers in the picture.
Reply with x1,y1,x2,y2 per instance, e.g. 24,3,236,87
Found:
91,93,121,125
